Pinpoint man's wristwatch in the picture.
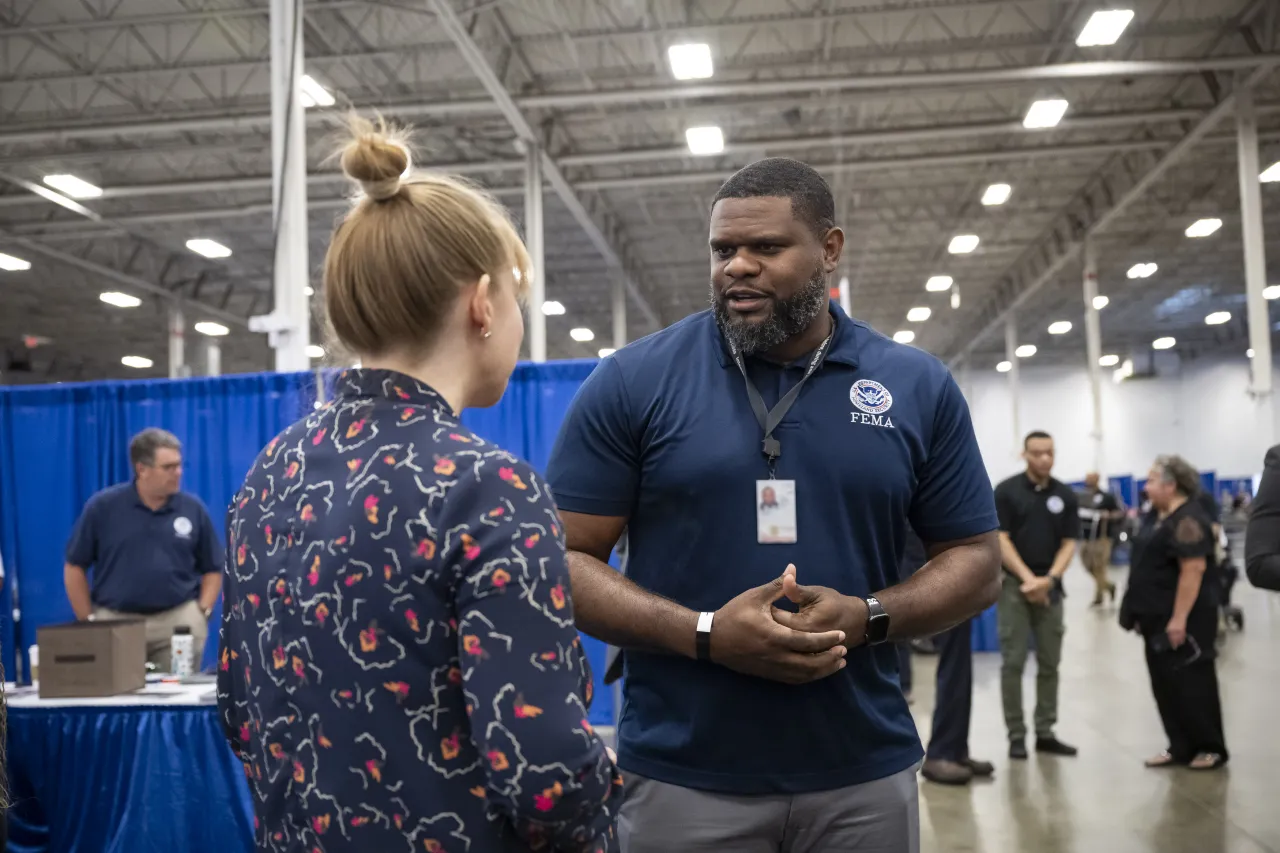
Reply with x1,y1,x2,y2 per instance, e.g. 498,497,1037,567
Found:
696,611,715,661
863,596,890,645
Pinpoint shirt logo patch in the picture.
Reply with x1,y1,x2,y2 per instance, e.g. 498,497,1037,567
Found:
1046,495,1065,515
174,516,194,538
850,379,893,415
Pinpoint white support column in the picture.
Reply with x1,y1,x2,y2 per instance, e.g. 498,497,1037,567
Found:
1082,239,1104,473
1005,315,1021,458
205,342,222,377
268,0,310,372
524,142,546,362
611,272,626,351
168,303,187,379
1236,80,1274,434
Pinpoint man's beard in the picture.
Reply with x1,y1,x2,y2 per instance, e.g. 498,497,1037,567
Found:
712,267,829,356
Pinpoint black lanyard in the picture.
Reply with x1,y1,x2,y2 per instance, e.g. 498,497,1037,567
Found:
729,332,832,474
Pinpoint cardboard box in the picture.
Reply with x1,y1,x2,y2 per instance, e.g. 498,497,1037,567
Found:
36,619,146,699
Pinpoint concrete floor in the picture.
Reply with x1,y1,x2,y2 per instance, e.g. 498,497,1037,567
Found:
910,562,1280,853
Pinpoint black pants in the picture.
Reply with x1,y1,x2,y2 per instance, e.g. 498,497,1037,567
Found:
925,618,973,762
1140,608,1228,762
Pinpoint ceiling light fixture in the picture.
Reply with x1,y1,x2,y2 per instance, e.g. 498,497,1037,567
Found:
121,355,153,369
1260,161,1280,183
1205,311,1231,325
1152,336,1176,350
194,321,229,337
541,300,566,316
925,275,953,292
1093,295,1110,310
1076,9,1135,46
598,348,616,358
892,330,916,344
685,126,725,156
186,238,232,258
570,327,595,342
996,360,1012,373
1015,344,1037,358
1126,262,1157,279
1263,284,1280,300
298,74,336,108
1185,218,1222,238
981,183,1012,206
306,345,325,359
42,174,103,199
1023,98,1069,129
1248,348,1256,358
948,234,980,254
99,291,142,308
0,251,32,271
304,286,314,296
907,306,932,322
1047,320,1072,334
667,43,714,80
1098,354,1120,367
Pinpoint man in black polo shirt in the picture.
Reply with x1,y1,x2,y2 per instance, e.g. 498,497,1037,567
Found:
64,428,222,672
994,430,1079,759
1077,472,1123,606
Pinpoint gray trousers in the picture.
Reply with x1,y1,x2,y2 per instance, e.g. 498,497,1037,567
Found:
618,764,920,853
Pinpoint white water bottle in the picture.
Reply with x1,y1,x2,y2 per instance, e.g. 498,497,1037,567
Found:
170,625,194,677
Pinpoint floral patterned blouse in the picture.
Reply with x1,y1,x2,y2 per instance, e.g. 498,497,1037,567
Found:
217,368,621,853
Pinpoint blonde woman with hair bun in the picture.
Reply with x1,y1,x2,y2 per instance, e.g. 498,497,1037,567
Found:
217,116,622,853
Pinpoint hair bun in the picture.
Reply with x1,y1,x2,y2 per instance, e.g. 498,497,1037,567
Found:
340,115,410,202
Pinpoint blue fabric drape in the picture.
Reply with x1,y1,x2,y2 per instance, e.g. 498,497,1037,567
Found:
6,706,254,853
0,362,612,723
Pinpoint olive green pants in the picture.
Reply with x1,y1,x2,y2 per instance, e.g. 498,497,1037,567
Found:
997,574,1064,742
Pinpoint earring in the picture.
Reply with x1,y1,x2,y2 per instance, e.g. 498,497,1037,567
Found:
482,328,491,339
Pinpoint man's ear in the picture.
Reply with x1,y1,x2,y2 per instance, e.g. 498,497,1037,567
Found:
823,227,845,274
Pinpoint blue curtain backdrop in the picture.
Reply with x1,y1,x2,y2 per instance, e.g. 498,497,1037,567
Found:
0,361,610,721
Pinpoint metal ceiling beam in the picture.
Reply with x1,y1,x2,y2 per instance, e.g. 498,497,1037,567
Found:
0,0,365,36
946,63,1280,367
425,0,659,330
0,230,247,327
4,54,1279,147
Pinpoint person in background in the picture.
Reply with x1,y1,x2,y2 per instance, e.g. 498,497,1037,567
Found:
993,431,1079,760
217,118,619,853
64,427,222,672
547,157,1001,853
1246,444,1280,591
1077,472,1123,606
1121,455,1227,770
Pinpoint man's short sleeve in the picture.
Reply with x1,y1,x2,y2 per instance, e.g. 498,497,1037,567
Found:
1059,489,1081,540
65,496,99,568
908,373,998,544
546,357,640,517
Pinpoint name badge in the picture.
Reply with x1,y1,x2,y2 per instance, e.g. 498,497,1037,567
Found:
757,479,797,544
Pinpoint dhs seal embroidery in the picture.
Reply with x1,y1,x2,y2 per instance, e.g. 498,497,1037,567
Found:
1046,495,1065,514
848,380,896,429
850,380,893,415
174,516,194,538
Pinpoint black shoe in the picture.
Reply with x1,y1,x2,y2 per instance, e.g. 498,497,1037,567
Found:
1035,737,1078,756
964,757,995,777
1009,741,1028,760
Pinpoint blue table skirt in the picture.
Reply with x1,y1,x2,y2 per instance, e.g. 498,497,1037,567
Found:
6,705,254,853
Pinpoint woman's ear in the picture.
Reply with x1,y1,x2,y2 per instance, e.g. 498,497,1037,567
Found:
468,273,495,335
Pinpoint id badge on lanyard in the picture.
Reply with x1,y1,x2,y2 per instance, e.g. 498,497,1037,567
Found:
729,332,832,545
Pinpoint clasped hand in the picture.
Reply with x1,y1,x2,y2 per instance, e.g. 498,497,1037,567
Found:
709,564,863,685
1020,575,1054,606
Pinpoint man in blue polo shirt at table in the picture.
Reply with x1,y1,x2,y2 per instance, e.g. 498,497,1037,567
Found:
546,157,1002,853
64,427,222,672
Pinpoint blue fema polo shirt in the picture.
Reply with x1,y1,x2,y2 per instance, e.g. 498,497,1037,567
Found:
546,301,999,795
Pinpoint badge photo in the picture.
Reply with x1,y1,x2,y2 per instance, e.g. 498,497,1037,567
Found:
757,480,798,544
1046,495,1065,514
174,515,194,537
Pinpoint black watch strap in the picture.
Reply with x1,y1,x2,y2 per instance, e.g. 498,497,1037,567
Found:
696,611,714,661
864,595,890,645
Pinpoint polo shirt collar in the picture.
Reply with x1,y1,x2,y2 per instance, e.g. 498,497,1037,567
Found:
711,299,862,369
133,481,176,513
1023,472,1056,492
336,368,451,413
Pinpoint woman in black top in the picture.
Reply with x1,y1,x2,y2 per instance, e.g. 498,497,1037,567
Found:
1120,455,1228,770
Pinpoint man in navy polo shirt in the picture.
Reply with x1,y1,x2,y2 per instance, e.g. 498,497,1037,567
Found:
65,427,222,672
546,157,1001,853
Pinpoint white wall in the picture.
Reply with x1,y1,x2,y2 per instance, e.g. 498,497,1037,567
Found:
962,354,1279,485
